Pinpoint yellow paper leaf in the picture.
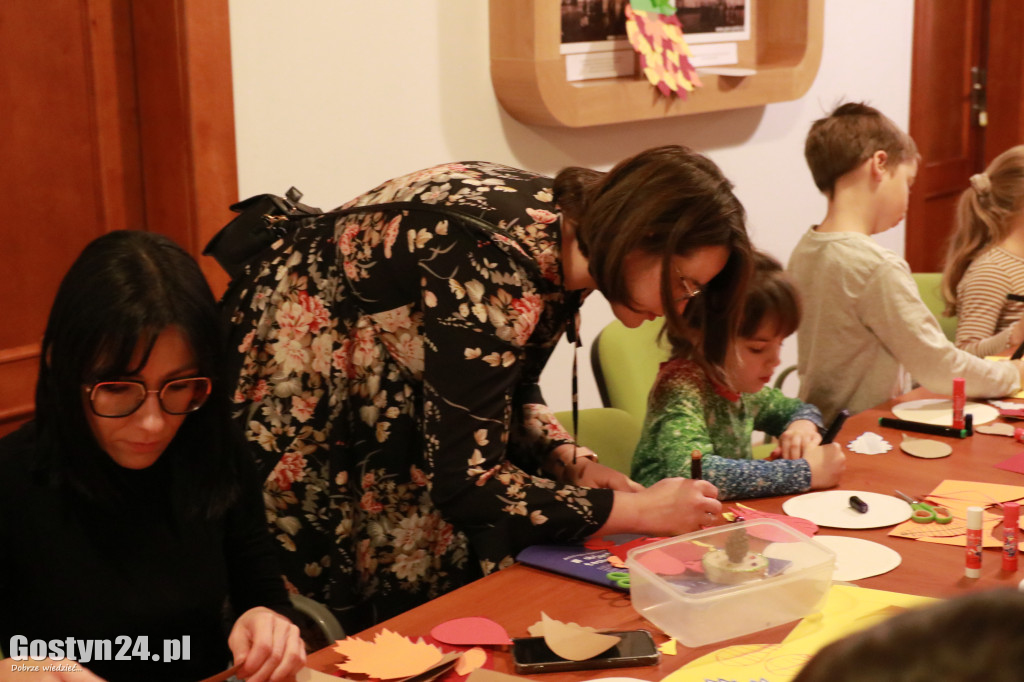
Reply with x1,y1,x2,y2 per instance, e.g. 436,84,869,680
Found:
333,629,443,679
455,648,488,676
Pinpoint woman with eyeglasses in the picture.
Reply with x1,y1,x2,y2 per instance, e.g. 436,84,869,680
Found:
0,231,305,682
221,145,753,634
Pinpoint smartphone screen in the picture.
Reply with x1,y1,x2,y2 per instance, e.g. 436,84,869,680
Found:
511,629,660,674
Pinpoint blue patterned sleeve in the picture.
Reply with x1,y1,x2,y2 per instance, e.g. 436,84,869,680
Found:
702,455,812,501
746,387,825,437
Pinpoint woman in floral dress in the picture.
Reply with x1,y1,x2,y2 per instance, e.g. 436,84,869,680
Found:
224,146,752,632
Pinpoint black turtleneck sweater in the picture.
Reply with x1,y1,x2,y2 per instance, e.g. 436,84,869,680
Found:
0,424,293,681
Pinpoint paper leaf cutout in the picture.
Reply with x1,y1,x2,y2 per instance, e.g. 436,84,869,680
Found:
976,422,1016,437
533,612,621,661
454,648,488,677
731,504,820,539
900,434,952,459
431,617,511,646
333,629,442,679
658,638,678,655
625,5,701,98
848,431,893,455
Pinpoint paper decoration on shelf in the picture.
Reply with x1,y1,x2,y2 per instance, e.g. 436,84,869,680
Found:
888,479,1024,546
847,432,892,455
332,629,459,680
891,398,999,426
430,617,511,647
527,612,621,661
976,422,1016,436
782,490,911,529
625,4,702,98
728,503,820,539
899,434,952,459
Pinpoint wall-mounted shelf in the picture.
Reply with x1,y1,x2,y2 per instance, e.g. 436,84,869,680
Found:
489,0,824,128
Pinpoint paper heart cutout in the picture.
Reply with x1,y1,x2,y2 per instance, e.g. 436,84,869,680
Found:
730,505,819,539
431,617,511,646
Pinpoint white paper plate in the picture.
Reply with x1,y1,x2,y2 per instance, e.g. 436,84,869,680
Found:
770,532,905,577
782,490,911,529
891,398,999,426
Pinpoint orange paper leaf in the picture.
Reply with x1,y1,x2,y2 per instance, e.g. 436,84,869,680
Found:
333,629,443,679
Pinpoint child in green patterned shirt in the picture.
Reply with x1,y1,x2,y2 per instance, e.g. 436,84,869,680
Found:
631,252,846,499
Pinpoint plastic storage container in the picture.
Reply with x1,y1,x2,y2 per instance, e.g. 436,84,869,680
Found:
626,519,835,647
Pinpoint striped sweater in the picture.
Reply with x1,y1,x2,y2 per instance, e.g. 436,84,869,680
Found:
955,247,1024,356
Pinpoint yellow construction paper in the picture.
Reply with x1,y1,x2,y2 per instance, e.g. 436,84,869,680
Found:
333,629,443,679
658,638,677,655
661,584,933,682
454,648,487,677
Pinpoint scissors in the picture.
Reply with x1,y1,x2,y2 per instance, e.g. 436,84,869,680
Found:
606,571,631,589
894,490,954,524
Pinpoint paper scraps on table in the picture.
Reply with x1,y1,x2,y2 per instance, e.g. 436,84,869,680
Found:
899,434,952,459
333,629,459,680
296,668,349,682
727,503,819,539
527,612,621,661
888,479,1024,547
994,452,1024,476
454,648,488,676
847,432,892,455
658,638,678,655
430,617,511,647
976,422,1017,437
466,669,521,682
988,399,1021,411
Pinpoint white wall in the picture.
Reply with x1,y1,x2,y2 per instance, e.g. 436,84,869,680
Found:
228,0,914,413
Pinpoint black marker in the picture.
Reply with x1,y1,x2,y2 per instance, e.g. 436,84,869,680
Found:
1012,338,1024,361
1006,293,1024,303
821,409,850,445
878,416,968,439
690,449,703,481
849,496,869,514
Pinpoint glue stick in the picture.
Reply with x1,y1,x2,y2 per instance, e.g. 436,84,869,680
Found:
966,506,984,578
1004,503,1020,572
952,377,966,430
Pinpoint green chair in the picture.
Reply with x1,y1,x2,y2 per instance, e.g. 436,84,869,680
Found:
553,407,642,476
912,272,958,342
590,319,671,426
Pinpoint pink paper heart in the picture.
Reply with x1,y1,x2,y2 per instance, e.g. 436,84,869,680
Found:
730,506,819,540
636,542,704,575
430,617,512,646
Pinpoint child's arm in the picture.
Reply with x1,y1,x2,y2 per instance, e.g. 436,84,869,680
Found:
860,261,1021,396
746,388,825,459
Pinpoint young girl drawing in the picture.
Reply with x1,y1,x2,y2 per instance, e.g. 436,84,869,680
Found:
631,252,845,499
943,145,1024,357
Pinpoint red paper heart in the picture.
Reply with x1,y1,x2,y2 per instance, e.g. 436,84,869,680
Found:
430,617,511,646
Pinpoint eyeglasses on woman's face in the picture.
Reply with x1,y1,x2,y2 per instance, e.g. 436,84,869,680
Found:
674,270,704,303
84,377,212,418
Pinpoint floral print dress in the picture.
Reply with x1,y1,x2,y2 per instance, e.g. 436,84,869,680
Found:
227,162,613,633
630,357,823,499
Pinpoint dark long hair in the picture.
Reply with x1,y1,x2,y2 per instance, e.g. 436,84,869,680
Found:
554,145,752,378
35,230,240,519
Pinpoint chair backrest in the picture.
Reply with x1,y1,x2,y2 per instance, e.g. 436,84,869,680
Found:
912,271,958,342
590,319,672,425
553,407,642,475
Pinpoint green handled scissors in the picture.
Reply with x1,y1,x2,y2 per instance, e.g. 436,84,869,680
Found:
606,571,631,589
895,490,954,524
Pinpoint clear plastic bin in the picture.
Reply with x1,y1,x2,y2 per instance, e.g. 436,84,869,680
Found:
626,519,835,647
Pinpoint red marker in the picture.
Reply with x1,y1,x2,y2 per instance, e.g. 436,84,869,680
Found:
952,377,966,430
1004,502,1020,572
966,506,983,578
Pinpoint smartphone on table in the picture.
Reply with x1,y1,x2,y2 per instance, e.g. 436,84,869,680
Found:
511,628,660,674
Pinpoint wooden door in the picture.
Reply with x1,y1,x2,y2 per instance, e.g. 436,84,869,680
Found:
0,0,236,437
906,0,1024,273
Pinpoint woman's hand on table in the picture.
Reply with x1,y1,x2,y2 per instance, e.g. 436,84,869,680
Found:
774,419,823,460
805,443,846,490
0,661,106,681
598,478,722,537
228,606,306,682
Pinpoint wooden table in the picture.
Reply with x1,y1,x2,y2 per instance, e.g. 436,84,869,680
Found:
307,388,1024,680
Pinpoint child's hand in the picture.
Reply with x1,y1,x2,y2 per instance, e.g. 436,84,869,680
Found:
804,443,846,490
774,420,823,459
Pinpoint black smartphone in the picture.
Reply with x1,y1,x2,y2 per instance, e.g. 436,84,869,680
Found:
511,629,660,674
